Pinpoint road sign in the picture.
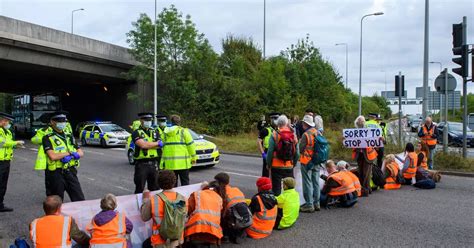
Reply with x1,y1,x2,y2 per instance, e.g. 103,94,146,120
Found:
434,71,457,93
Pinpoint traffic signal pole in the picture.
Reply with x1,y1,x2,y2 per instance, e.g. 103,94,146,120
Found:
398,71,402,149
461,16,467,158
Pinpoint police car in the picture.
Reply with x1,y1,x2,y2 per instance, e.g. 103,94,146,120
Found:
126,128,220,167
80,122,131,147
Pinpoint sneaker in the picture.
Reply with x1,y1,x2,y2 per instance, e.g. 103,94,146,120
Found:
314,204,321,211
300,205,315,213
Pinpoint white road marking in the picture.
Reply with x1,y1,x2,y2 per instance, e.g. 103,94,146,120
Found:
85,177,95,181
29,148,38,151
82,149,105,155
224,171,259,178
111,148,125,151
114,185,133,192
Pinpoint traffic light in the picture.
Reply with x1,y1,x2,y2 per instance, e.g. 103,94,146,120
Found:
452,23,468,78
395,75,404,97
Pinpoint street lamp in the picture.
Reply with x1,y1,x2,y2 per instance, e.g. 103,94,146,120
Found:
263,0,266,58
71,8,84,34
358,11,384,116
154,0,158,122
429,61,442,72
335,43,348,89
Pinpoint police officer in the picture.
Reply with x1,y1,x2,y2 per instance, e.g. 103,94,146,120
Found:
132,112,162,193
156,114,168,137
42,111,85,202
0,112,24,212
366,113,384,168
257,112,280,177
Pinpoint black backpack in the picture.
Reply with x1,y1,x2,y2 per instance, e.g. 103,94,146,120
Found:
371,166,386,187
230,202,253,230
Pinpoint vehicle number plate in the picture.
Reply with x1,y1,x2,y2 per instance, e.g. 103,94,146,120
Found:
199,154,212,159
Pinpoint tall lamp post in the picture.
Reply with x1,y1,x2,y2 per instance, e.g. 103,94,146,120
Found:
154,0,158,121
263,0,266,58
358,12,384,116
71,8,84,34
429,61,442,121
335,43,348,89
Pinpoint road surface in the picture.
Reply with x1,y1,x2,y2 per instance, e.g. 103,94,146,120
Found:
0,143,473,247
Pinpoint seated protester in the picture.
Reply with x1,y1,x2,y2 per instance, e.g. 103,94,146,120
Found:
416,142,430,170
214,172,249,244
141,170,187,248
88,193,133,248
185,181,223,247
414,165,436,189
30,195,90,247
247,177,277,239
320,160,358,208
337,161,361,197
383,155,402,190
275,177,300,230
402,143,418,185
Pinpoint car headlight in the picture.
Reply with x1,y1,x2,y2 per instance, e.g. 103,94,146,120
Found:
108,134,116,138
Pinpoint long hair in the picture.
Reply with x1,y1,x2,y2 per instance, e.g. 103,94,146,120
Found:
418,142,430,159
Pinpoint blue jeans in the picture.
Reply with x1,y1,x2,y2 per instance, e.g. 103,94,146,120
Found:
301,163,321,207
428,148,435,169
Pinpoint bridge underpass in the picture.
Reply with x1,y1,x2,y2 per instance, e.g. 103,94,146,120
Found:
0,15,152,130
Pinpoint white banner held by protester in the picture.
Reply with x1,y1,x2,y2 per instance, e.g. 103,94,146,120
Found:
342,128,384,148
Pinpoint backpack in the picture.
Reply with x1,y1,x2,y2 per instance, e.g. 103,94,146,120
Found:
371,166,386,187
311,131,329,165
157,192,187,241
10,238,30,248
230,202,253,230
274,130,296,161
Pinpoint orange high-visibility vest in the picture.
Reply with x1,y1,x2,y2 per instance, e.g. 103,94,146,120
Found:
246,195,277,239
345,171,362,197
420,125,437,146
299,128,317,165
87,212,127,248
30,215,72,248
352,147,378,162
225,185,246,210
271,127,295,168
185,190,223,239
328,172,356,197
418,151,428,170
403,152,418,179
149,191,185,245
384,161,401,190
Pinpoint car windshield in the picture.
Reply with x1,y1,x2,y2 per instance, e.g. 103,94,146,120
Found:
99,124,125,132
188,129,202,140
448,122,471,132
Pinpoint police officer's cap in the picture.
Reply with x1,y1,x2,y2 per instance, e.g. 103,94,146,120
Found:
0,112,14,121
376,114,383,120
156,114,167,121
138,112,154,120
50,111,69,122
368,113,378,118
268,112,281,118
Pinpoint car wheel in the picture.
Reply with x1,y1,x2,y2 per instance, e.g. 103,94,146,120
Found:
127,150,135,165
100,138,107,148
81,137,87,146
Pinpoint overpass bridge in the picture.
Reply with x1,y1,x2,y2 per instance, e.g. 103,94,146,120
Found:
0,16,151,129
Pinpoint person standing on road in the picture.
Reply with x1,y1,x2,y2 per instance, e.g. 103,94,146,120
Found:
295,109,314,139
299,115,321,213
418,117,437,169
266,115,299,196
132,112,162,194
160,115,196,186
42,111,85,202
366,113,384,169
352,116,378,197
257,112,280,177
0,112,24,212
30,195,90,247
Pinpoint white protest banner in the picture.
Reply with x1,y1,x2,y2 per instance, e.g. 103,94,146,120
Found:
342,128,384,148
61,183,202,248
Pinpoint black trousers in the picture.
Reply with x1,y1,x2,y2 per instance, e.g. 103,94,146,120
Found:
0,160,11,207
174,169,190,187
134,160,159,193
45,167,85,202
357,156,373,195
262,149,269,177
271,168,294,196
376,147,385,169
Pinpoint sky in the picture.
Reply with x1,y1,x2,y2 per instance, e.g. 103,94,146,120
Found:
1,0,473,98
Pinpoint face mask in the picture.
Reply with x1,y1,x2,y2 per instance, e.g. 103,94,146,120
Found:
56,122,67,131
159,121,167,127
143,121,152,128
4,123,11,129
272,119,278,126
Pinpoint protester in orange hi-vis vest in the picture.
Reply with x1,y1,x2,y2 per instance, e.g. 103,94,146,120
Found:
383,154,402,190
247,177,278,239
141,170,187,248
266,115,299,196
336,160,362,197
88,194,133,248
185,181,223,247
213,172,249,244
402,143,418,183
416,142,429,170
352,116,378,197
321,161,358,208
417,117,437,169
29,195,90,248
